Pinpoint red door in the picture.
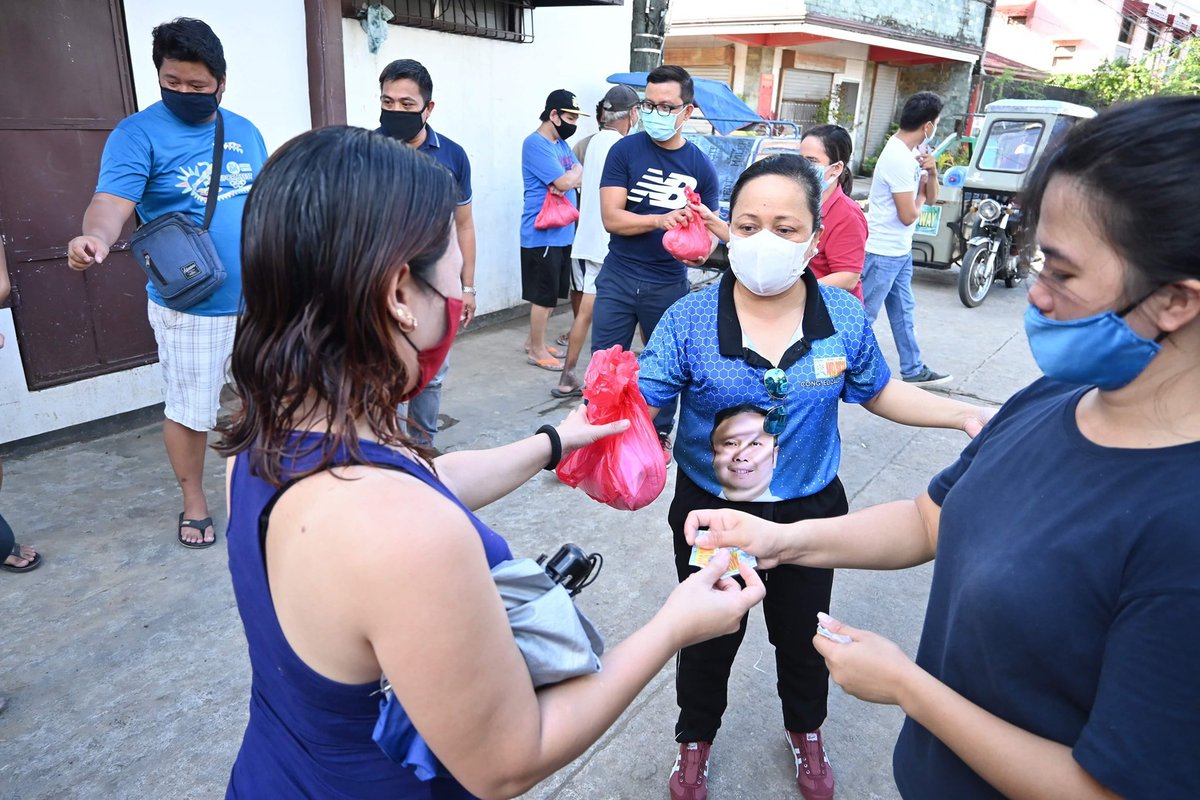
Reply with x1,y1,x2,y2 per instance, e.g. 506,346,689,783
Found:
0,0,158,389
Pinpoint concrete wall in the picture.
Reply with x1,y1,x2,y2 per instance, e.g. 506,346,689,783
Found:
895,62,975,133
806,0,986,47
124,0,314,150
0,0,314,445
1027,0,1124,74
341,5,633,317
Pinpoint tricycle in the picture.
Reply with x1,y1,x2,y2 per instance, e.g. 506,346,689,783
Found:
911,99,1096,307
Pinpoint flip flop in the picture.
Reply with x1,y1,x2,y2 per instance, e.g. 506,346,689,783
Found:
177,514,217,550
555,333,571,347
550,383,584,398
524,344,565,358
526,355,564,372
1,544,42,573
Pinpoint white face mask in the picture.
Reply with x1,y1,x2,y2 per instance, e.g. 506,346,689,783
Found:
728,229,816,296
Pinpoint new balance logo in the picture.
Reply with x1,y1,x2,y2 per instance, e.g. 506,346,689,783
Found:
628,168,698,210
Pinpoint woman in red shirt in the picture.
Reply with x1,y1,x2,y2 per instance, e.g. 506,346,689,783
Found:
800,125,868,302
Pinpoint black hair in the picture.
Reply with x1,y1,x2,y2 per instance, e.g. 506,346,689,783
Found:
379,58,433,105
647,64,695,105
1020,95,1200,299
802,124,855,196
710,404,772,448
729,155,822,232
218,126,456,485
152,18,226,82
899,91,943,131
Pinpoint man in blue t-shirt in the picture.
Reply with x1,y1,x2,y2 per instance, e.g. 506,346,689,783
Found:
67,18,267,550
596,65,726,450
376,58,475,448
520,89,585,371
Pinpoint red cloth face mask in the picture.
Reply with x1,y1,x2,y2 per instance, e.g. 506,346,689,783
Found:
400,280,462,401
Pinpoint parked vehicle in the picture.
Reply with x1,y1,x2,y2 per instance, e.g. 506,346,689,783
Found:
911,99,1096,307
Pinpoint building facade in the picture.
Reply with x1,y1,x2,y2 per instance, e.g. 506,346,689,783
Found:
0,0,628,443
664,0,987,171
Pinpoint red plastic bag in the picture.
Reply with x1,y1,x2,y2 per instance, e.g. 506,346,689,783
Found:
556,345,667,511
662,187,710,262
534,190,580,230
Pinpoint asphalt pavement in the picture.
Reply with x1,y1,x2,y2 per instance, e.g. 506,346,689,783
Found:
0,265,1040,800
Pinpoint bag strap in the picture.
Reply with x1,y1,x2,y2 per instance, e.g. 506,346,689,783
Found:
202,111,224,231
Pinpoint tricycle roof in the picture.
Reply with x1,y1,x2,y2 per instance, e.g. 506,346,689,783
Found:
983,99,1097,119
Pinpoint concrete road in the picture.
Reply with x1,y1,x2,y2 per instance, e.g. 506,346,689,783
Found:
0,267,1039,800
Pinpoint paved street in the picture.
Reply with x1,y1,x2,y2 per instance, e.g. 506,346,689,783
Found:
1,267,1039,800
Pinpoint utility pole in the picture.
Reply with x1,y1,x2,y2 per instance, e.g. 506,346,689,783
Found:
630,0,670,72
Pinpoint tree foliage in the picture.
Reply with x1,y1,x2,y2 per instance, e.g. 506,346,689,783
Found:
1049,40,1200,105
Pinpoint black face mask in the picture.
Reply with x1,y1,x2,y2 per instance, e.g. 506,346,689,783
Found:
161,86,220,125
553,118,577,140
380,108,427,142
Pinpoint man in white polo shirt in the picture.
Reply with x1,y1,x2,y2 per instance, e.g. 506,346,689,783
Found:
861,91,951,387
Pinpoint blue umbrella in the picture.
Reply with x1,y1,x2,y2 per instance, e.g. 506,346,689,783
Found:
606,72,762,135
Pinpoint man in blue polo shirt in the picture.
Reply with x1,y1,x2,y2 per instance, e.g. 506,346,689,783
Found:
597,65,726,454
377,58,475,447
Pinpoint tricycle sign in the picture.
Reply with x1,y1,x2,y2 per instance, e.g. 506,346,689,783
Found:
915,204,941,237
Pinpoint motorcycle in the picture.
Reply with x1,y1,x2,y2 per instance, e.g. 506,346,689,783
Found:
911,99,1096,307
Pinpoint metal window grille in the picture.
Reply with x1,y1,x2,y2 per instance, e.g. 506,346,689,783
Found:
347,0,534,43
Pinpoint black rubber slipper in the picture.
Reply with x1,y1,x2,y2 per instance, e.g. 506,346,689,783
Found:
1,544,42,573
550,384,584,399
177,514,217,550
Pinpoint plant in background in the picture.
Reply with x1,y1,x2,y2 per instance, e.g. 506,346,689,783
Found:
859,122,900,176
1048,40,1200,105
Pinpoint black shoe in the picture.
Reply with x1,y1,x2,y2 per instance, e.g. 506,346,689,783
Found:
902,367,952,387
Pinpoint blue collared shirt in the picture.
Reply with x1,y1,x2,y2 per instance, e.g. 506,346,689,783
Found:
377,123,472,206
639,269,891,500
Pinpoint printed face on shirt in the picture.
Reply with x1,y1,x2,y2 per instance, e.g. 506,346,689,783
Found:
710,408,779,502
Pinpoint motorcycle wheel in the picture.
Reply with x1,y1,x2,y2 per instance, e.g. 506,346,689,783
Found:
958,242,995,308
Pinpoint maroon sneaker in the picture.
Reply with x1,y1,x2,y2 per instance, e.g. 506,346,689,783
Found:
669,741,711,800
658,432,673,466
784,728,835,800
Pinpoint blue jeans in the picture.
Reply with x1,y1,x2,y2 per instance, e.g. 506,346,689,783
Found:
591,268,688,438
861,252,926,379
398,356,449,447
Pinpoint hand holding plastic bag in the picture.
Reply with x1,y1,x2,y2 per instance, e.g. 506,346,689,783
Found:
556,346,666,511
534,190,580,230
662,187,711,262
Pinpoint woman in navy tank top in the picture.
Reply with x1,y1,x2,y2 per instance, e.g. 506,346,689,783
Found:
216,126,765,799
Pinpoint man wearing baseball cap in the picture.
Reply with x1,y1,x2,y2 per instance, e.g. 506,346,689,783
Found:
520,89,586,370
552,85,641,398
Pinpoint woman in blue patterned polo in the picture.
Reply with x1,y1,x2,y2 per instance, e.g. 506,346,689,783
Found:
640,154,992,800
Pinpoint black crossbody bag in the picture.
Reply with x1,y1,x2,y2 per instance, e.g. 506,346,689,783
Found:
130,112,227,311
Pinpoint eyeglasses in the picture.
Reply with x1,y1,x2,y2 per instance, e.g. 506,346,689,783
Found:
637,100,687,115
763,367,789,436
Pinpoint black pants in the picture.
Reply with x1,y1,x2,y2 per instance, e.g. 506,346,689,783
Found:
668,469,847,742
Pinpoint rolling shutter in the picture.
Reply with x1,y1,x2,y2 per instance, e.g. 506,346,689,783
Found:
687,64,732,86
865,64,899,158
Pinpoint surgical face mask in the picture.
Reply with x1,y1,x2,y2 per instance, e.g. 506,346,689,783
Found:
921,123,938,151
1023,293,1165,390
161,86,219,125
728,229,816,296
380,107,426,142
642,109,682,142
815,162,841,194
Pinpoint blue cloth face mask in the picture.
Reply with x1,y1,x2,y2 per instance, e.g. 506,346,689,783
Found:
642,109,681,142
161,86,219,125
1023,295,1164,390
